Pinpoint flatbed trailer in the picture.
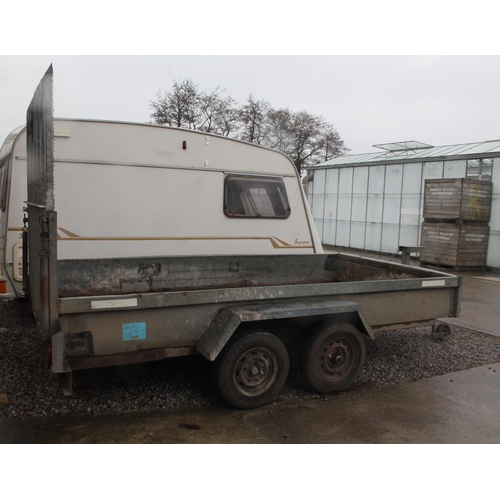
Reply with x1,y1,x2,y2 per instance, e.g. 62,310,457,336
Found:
20,66,461,409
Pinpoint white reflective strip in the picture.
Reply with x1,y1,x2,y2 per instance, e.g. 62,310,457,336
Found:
54,129,71,138
91,298,138,309
422,280,446,287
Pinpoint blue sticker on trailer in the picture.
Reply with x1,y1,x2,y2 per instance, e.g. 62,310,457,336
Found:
122,322,146,341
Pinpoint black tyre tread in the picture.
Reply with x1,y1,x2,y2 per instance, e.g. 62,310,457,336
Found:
432,323,451,341
214,332,289,409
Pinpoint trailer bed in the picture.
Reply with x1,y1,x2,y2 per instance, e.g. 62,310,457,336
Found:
53,253,461,367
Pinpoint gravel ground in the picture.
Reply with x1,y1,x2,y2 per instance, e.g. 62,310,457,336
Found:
1,297,500,418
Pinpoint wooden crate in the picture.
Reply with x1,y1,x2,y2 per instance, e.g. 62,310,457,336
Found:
423,178,492,222
420,222,490,269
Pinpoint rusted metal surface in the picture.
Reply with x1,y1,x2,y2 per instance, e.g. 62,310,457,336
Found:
57,254,340,297
65,330,94,357
333,254,426,282
196,299,364,361
58,270,461,316
55,253,447,299
54,260,459,361
67,346,196,370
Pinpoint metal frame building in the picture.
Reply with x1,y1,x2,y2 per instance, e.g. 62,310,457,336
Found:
307,139,500,269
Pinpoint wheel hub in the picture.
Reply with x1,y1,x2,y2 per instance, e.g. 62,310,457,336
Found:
234,348,278,396
329,352,344,364
320,339,354,382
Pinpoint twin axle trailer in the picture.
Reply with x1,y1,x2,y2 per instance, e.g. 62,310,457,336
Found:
0,66,462,408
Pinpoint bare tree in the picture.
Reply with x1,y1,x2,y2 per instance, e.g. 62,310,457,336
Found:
238,94,269,144
149,80,348,175
213,95,240,137
288,111,324,175
150,80,239,137
149,79,200,129
318,124,347,162
263,109,347,175
198,88,239,137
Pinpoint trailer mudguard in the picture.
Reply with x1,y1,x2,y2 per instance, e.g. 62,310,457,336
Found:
196,299,374,361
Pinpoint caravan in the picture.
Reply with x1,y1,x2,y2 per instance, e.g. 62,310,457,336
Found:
0,117,322,298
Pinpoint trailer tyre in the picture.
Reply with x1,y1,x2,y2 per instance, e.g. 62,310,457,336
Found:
300,323,366,394
431,323,451,341
214,332,289,409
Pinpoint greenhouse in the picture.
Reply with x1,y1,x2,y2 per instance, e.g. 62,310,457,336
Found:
307,139,500,269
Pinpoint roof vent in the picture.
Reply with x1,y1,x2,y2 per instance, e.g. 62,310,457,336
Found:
372,140,433,152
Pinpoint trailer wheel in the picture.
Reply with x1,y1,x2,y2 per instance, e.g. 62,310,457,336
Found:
431,323,451,342
214,332,289,409
300,323,366,394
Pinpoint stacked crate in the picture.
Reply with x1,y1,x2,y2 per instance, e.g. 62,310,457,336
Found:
420,178,492,270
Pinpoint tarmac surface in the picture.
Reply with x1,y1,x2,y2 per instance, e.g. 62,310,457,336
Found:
447,272,500,337
1,250,499,444
1,361,499,444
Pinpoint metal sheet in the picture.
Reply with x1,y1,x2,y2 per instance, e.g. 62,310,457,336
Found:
26,65,58,341
197,299,362,361
26,65,55,210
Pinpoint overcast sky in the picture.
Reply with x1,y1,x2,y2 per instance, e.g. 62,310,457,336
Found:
2,4,499,157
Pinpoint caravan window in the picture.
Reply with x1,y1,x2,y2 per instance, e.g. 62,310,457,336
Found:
0,160,8,212
224,175,290,218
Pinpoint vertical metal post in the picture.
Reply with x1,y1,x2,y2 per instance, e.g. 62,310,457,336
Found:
379,164,387,252
321,169,326,242
348,167,354,248
47,210,59,337
418,163,424,245
22,210,29,296
334,168,340,246
363,166,370,250
35,211,59,342
397,164,404,248
38,213,50,341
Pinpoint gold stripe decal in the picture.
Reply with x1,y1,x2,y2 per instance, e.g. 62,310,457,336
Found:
56,228,313,249
58,227,81,238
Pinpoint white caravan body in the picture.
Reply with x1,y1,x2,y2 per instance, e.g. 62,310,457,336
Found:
0,119,323,297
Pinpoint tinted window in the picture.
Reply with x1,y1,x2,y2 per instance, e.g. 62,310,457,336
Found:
224,175,290,218
0,160,8,212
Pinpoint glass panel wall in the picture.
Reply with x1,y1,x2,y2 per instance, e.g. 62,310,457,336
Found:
444,160,466,178
350,167,369,249
381,164,403,253
488,158,500,267
323,169,339,246
336,168,353,247
422,161,444,191
400,163,422,246
365,165,385,251
488,158,500,233
310,154,497,265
